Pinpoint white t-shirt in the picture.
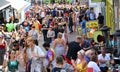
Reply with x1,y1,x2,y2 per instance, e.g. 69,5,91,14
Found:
41,11,45,18
98,54,110,67
27,45,45,60
88,61,101,72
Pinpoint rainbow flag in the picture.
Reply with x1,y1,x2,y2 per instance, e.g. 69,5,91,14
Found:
50,48,56,60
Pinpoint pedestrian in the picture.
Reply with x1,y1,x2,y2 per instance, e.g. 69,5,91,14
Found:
72,12,77,32
33,19,41,32
80,17,86,35
89,8,96,20
47,27,55,44
85,49,96,63
28,25,39,45
68,13,73,33
87,55,101,72
0,34,7,65
25,37,45,72
43,42,56,72
52,56,66,72
97,13,104,29
85,8,90,21
7,50,19,72
41,21,49,42
17,50,26,72
61,29,68,45
53,32,66,57
98,48,110,72
61,55,74,72
79,13,84,23
73,50,87,72
53,23,60,39
66,36,82,65
81,36,91,51
22,21,30,33
18,25,26,49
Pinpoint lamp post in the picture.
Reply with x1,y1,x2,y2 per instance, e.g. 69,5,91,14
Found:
100,26,111,48
113,30,120,56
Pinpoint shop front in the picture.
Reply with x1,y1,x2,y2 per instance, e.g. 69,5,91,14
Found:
7,0,31,23
0,0,11,24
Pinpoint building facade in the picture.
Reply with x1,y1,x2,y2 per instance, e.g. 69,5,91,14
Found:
0,0,11,24
113,0,119,30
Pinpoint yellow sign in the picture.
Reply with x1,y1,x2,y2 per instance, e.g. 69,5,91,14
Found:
86,21,98,28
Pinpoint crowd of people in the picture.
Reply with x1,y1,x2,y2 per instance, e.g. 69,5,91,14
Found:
0,2,116,72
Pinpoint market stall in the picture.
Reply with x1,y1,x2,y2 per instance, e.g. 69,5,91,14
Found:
86,20,102,42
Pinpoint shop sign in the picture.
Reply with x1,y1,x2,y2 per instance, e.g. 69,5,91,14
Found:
86,20,98,28
91,0,102,3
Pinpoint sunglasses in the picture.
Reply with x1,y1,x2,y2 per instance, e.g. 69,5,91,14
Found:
32,27,35,28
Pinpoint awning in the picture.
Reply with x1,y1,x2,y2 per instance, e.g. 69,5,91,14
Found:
7,0,31,12
0,0,11,10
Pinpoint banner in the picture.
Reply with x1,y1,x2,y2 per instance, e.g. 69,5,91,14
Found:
106,0,114,33
91,0,102,2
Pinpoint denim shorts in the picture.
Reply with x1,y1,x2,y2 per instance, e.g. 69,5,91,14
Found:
82,28,86,35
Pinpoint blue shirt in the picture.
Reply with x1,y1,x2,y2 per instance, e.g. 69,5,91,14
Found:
85,56,90,63
90,13,96,20
82,40,91,48
80,20,86,29
52,10,56,17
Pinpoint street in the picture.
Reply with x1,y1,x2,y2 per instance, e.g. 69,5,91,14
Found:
0,0,120,72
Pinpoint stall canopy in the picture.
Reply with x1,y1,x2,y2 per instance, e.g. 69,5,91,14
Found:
7,0,31,12
0,0,11,10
